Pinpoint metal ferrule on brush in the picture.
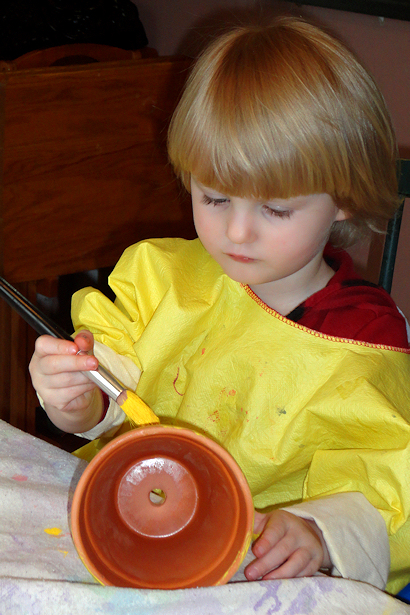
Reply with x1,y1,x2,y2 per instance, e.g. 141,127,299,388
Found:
87,365,126,402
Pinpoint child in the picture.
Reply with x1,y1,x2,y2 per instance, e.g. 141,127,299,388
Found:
29,17,410,593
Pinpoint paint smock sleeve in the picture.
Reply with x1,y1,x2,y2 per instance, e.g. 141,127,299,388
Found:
282,492,390,589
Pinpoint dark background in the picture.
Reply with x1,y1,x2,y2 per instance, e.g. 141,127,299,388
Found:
300,0,410,21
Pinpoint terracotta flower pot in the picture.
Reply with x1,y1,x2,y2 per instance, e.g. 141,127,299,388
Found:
71,425,254,589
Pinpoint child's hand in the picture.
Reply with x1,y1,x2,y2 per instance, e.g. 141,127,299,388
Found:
244,510,331,581
29,330,104,433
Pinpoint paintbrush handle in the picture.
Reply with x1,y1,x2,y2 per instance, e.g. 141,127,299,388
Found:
0,276,126,400
0,277,72,340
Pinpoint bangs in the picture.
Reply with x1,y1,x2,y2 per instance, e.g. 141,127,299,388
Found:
169,26,353,202
177,118,343,202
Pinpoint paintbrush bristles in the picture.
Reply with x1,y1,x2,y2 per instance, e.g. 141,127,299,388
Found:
120,391,160,427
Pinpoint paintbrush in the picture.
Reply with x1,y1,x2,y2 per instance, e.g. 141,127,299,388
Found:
0,276,159,427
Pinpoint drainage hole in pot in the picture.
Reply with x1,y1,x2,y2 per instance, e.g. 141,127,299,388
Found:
149,488,167,506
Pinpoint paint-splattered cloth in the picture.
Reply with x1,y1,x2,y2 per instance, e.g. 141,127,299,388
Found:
0,419,410,614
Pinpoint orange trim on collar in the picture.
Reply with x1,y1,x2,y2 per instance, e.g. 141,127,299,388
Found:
241,284,410,354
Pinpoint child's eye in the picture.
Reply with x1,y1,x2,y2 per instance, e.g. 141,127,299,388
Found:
263,204,293,219
202,195,229,206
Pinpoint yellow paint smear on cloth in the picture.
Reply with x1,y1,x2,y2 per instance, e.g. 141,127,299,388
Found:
44,527,62,536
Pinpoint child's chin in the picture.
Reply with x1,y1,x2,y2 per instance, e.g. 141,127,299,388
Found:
225,272,257,285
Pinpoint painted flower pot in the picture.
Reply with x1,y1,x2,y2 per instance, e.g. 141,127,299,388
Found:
71,425,253,589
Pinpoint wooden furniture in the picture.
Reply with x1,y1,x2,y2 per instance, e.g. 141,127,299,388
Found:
0,54,194,435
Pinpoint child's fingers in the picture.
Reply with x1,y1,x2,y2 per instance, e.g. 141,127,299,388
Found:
252,511,268,536
258,547,320,580
73,330,95,353
34,331,95,358
252,512,287,557
41,352,98,376
34,335,78,358
43,382,95,408
246,538,313,580
246,533,291,580
32,333,98,372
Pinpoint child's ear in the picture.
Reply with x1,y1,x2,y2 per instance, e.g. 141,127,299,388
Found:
335,208,350,222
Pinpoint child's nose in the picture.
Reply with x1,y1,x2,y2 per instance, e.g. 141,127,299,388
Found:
226,210,256,244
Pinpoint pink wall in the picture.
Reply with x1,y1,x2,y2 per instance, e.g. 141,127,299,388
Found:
135,0,410,318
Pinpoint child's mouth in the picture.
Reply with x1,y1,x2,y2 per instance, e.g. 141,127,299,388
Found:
226,253,256,263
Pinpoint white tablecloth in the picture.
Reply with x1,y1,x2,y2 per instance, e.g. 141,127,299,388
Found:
0,419,409,615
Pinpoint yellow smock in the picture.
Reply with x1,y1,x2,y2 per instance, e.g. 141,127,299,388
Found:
72,238,410,593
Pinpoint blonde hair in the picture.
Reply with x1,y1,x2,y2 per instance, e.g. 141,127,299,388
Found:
168,17,399,247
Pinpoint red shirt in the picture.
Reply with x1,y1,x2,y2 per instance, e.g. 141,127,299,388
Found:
286,244,409,348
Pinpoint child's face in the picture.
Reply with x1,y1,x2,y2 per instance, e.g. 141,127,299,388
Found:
191,177,347,302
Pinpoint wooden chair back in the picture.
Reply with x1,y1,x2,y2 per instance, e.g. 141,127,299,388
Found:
378,159,410,292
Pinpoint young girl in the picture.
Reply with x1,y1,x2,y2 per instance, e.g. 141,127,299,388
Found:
29,17,410,593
